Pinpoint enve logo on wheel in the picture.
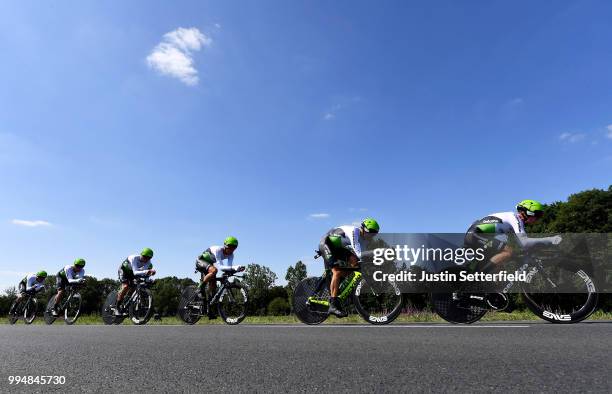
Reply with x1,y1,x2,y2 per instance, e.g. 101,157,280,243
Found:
542,311,572,321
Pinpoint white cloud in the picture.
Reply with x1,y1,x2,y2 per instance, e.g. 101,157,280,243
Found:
309,213,330,219
322,96,362,120
559,132,585,143
11,219,52,227
146,27,211,86
214,23,221,29
606,124,612,139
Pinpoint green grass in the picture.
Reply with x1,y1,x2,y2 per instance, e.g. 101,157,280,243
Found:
2,311,611,325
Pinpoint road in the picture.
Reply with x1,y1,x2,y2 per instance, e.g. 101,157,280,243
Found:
1,322,610,393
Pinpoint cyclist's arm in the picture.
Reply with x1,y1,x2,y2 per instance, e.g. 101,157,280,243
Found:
216,252,242,271
26,276,44,292
131,257,151,276
66,267,84,283
515,233,559,248
335,226,362,259
350,227,362,259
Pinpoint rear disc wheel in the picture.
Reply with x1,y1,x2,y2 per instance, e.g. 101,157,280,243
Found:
431,292,487,324
292,277,329,325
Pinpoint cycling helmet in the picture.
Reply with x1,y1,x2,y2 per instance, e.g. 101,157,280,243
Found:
517,200,544,217
224,236,239,247
361,218,380,233
74,258,86,267
36,270,47,278
141,248,154,258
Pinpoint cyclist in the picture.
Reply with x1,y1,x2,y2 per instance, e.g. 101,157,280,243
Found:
195,237,245,318
9,271,48,315
465,199,562,268
115,248,156,315
318,218,380,317
51,258,86,317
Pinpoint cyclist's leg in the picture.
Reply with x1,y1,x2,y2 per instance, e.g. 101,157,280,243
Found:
54,275,66,306
9,283,26,314
52,275,66,315
321,239,350,317
200,264,217,296
320,239,346,296
200,264,218,319
116,268,132,305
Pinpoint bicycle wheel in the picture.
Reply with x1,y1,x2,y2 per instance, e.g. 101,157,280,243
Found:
523,269,599,324
129,288,153,325
431,292,487,324
101,291,118,325
44,297,57,325
353,278,403,325
292,277,329,325
8,301,19,324
178,286,202,325
218,283,248,325
64,293,82,325
23,298,38,325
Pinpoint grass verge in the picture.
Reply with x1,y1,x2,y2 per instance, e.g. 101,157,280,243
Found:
2,310,611,325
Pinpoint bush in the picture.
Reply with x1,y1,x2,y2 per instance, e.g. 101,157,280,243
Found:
267,297,290,316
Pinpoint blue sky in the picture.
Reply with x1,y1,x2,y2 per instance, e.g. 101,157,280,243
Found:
1,1,611,290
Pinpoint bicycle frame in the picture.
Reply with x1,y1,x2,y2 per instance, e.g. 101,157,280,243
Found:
308,266,363,308
56,286,81,311
15,294,36,315
124,279,151,308
204,272,243,309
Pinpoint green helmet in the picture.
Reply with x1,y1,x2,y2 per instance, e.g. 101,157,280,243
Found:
36,270,47,278
224,236,239,247
361,218,380,233
74,258,86,267
517,199,544,217
141,248,154,258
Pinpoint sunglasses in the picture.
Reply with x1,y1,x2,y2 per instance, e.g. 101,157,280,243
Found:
526,210,543,218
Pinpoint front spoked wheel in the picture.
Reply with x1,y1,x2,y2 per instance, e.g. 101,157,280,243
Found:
64,293,82,325
178,286,203,325
218,283,248,325
101,291,118,325
353,278,403,325
523,268,598,324
129,288,153,325
23,298,38,325
8,301,20,324
292,277,329,325
44,297,57,325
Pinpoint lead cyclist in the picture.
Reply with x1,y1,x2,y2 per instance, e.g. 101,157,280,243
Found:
318,218,380,317
464,199,562,269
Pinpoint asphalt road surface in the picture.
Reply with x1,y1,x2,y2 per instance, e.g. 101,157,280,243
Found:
1,322,610,393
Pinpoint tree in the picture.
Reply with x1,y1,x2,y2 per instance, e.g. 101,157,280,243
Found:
0,287,17,315
243,264,278,315
285,261,307,291
527,186,612,233
152,277,183,316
